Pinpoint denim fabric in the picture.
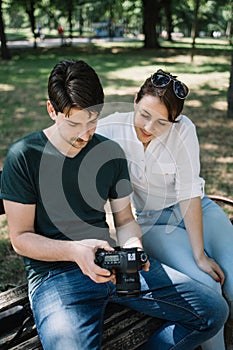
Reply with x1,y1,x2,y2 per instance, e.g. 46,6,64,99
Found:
29,259,228,350
139,195,233,349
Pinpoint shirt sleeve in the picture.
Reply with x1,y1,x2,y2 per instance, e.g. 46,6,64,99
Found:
98,139,133,200
174,120,205,201
96,114,115,139
0,144,37,204
108,156,133,199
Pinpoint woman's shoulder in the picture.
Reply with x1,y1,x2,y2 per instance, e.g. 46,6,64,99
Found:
98,111,133,126
175,115,196,132
176,114,195,125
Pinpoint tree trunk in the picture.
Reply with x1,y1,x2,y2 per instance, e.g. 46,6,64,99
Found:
142,0,161,48
164,0,173,41
0,0,10,60
68,0,73,41
79,8,84,37
191,0,200,61
26,0,37,48
227,51,233,118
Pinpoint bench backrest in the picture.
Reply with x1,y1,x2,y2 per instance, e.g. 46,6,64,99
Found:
0,171,4,216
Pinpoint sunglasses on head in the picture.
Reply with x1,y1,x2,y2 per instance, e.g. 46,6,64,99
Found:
151,70,189,99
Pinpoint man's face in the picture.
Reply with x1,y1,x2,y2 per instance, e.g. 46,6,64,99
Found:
54,107,98,153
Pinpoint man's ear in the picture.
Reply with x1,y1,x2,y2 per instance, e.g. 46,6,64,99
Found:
47,100,56,120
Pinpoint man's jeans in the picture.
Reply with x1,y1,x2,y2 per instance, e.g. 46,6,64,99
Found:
29,259,228,350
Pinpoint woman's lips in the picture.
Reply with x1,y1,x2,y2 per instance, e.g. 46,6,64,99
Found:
140,129,152,137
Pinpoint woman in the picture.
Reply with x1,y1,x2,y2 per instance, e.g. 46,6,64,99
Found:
96,69,233,350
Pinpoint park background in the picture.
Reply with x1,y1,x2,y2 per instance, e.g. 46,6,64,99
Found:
0,0,232,291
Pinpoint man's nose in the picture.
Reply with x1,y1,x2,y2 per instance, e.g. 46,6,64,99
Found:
78,128,91,141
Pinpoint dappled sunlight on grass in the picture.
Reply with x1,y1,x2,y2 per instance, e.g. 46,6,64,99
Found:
0,43,231,197
0,84,15,91
212,101,227,110
185,100,202,107
0,39,232,290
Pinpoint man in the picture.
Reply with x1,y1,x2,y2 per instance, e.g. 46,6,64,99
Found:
0,59,228,350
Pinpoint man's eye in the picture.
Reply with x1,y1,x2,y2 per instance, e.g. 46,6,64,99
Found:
91,119,98,124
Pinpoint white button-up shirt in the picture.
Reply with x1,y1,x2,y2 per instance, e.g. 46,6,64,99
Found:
96,111,205,211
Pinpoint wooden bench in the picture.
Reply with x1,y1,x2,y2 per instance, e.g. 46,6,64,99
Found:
0,193,232,350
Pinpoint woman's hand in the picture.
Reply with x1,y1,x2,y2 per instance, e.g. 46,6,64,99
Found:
195,254,225,285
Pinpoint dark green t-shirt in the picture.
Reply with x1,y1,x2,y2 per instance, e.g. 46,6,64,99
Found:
0,131,132,289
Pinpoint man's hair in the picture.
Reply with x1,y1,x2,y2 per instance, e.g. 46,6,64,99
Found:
135,74,185,123
48,59,104,116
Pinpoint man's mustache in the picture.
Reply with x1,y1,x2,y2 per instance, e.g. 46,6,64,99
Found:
71,135,93,143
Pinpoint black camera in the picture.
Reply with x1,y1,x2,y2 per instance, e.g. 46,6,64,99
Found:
94,246,148,296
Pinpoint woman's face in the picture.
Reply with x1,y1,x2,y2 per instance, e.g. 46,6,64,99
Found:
134,94,171,147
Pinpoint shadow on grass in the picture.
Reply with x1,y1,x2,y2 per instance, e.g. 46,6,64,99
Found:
0,43,232,197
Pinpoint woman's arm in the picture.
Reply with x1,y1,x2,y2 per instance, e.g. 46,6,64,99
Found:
110,196,142,249
179,197,225,285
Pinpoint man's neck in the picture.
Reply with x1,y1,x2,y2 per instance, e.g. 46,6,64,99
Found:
43,126,83,158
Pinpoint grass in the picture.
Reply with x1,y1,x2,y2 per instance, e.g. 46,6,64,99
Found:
0,38,232,291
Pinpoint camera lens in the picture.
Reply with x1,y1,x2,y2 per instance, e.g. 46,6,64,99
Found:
140,252,148,263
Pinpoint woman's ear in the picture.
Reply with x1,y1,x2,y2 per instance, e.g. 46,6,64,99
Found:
133,93,138,108
47,100,56,120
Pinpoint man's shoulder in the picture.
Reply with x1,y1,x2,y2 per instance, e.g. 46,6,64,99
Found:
92,133,126,157
10,131,43,148
93,133,123,149
9,131,45,154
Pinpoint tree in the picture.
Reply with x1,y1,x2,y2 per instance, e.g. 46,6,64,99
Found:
142,0,162,48
10,0,39,48
0,0,10,59
227,52,233,118
163,0,173,41
190,0,200,61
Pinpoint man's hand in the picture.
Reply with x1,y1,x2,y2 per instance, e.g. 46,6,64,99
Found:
142,260,150,272
71,239,116,283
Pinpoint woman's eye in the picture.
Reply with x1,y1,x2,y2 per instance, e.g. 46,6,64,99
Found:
158,121,167,126
141,114,150,120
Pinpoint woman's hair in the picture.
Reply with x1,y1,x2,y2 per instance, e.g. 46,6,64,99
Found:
48,59,104,116
135,70,188,122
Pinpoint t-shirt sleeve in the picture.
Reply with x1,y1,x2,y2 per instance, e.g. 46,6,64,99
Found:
0,145,37,204
102,141,133,200
109,157,133,199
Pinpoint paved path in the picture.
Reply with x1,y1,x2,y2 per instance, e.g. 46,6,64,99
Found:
6,37,141,49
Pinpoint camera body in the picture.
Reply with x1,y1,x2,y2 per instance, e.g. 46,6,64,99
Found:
95,246,148,296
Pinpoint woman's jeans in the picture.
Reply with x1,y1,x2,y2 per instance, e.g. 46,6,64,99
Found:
29,259,228,350
139,196,233,312
138,195,233,349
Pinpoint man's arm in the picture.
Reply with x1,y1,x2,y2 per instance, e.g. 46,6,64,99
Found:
4,200,115,283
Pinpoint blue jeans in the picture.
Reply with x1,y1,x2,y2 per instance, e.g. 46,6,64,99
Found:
29,259,228,350
139,195,233,349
